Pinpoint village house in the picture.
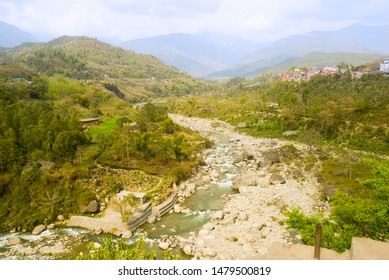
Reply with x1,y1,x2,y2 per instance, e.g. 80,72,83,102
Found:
380,61,389,73
116,190,147,205
79,117,101,127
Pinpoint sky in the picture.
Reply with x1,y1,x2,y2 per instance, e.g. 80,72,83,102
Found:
1,0,388,42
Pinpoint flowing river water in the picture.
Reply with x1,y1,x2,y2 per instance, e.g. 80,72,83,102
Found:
0,126,240,259
1,115,321,260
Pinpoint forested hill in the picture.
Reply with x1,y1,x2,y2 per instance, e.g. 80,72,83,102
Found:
1,36,209,101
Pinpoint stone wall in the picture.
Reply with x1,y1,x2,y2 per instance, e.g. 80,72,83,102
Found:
128,194,178,232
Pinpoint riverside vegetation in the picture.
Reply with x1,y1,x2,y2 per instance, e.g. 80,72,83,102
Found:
0,37,210,236
170,71,389,253
1,36,389,258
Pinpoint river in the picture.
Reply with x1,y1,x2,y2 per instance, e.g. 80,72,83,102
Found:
1,114,321,260
0,120,240,260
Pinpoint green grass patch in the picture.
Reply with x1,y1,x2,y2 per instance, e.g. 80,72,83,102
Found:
88,117,120,139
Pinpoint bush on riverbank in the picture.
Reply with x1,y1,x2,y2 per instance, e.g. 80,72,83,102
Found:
285,158,389,253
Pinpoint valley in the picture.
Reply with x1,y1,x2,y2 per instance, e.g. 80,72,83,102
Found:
0,32,389,260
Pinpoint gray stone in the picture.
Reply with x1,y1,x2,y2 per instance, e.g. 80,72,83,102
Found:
232,172,257,189
202,248,217,258
283,131,299,137
7,236,22,246
83,200,99,213
211,169,219,178
198,229,209,237
186,183,196,193
93,242,102,249
237,122,247,128
213,211,224,220
47,223,55,230
269,174,286,185
32,224,46,235
262,150,280,165
202,175,211,183
159,241,170,250
122,231,133,239
183,245,193,255
173,204,181,213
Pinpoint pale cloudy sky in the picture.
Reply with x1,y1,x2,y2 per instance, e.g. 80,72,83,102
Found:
0,0,388,42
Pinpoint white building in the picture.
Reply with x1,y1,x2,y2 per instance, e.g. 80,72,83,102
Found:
380,61,389,73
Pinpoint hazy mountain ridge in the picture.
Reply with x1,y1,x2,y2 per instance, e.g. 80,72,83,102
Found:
0,21,37,48
2,21,389,78
121,32,262,76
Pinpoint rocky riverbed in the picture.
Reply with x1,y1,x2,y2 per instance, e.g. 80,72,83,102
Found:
169,114,328,259
1,114,329,260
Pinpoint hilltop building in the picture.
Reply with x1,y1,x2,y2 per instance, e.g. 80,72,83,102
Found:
380,61,389,73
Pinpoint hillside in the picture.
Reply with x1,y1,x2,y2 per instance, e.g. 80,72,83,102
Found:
267,52,386,73
208,52,385,78
0,21,37,48
2,36,210,101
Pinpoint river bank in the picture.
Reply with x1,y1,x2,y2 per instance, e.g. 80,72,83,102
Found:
1,114,328,260
169,114,328,259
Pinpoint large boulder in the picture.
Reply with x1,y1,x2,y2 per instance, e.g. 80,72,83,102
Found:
159,241,170,250
32,224,46,235
122,231,133,239
232,172,257,189
261,150,280,166
7,236,22,246
269,174,286,185
83,200,99,214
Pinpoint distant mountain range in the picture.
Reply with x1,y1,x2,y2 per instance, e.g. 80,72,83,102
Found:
210,24,389,78
0,21,37,48
1,21,389,78
120,32,263,77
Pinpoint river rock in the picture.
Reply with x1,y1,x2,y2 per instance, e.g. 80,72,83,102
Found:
159,242,170,250
83,200,99,214
147,214,156,224
261,150,280,166
95,227,103,235
211,169,219,178
232,172,257,189
269,174,286,185
32,224,46,235
202,248,217,258
186,183,196,194
237,122,247,128
198,229,209,237
183,245,193,255
283,131,298,137
202,175,212,183
122,231,133,239
213,211,224,220
7,236,22,246
113,229,123,237
47,223,55,230
203,223,215,231
57,215,64,221
174,204,181,213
